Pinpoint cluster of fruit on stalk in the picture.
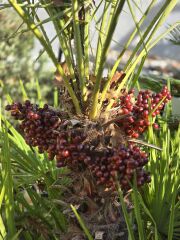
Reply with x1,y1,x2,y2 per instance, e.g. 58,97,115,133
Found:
6,86,171,191
113,86,171,138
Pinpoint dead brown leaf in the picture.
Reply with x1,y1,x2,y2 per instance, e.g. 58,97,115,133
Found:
52,0,64,6
54,61,70,87
110,71,126,90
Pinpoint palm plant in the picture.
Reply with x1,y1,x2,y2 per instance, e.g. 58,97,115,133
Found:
142,102,180,240
168,25,180,45
0,0,180,239
118,101,180,240
0,89,70,239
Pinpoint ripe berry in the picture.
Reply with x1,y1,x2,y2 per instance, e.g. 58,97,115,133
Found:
153,123,159,129
132,132,139,138
62,150,70,158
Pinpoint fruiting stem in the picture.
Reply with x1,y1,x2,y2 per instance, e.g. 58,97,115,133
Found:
84,5,90,81
94,1,110,75
72,0,87,102
90,0,125,119
102,0,177,113
105,22,179,112
99,0,157,110
102,114,131,128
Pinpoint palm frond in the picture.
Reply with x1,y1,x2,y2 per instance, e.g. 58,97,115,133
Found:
168,25,180,45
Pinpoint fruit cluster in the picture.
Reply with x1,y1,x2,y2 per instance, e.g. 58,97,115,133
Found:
55,130,88,168
5,100,62,159
87,144,150,190
114,86,171,138
6,100,152,190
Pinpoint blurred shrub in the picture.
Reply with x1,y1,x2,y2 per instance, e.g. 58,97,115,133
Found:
0,9,35,82
0,9,54,105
